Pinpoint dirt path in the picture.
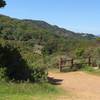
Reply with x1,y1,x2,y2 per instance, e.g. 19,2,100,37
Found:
49,71,100,100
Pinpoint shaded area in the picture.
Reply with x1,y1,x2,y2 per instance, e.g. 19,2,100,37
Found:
60,63,85,72
48,77,63,85
0,44,31,81
0,43,48,82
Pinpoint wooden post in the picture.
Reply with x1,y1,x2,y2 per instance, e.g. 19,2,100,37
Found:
88,56,91,66
70,58,74,69
59,58,63,72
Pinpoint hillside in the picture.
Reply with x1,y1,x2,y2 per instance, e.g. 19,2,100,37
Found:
0,14,96,41
0,14,100,100
0,14,99,57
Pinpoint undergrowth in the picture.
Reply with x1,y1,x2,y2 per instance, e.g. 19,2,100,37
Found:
0,82,64,100
80,65,100,76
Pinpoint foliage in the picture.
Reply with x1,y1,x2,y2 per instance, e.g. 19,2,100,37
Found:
81,65,100,76
95,48,100,58
0,67,7,81
96,37,100,43
0,0,6,8
75,48,85,58
30,67,48,82
0,15,96,52
0,15,99,83
0,82,63,100
42,39,58,55
80,65,94,72
0,43,30,81
0,41,47,82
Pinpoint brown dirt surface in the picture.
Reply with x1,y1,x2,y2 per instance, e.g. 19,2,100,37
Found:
49,71,100,100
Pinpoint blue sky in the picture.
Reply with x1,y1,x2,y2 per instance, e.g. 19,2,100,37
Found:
0,0,100,35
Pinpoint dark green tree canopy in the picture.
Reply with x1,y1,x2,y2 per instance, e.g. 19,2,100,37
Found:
0,0,6,8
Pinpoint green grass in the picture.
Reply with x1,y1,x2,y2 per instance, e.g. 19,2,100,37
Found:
0,82,65,100
81,66,100,76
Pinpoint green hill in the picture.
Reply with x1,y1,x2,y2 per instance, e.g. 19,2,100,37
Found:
0,14,96,41
0,14,100,82
0,14,97,54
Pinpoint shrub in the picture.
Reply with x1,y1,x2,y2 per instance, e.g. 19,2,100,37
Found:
75,48,85,58
0,43,30,81
0,40,48,83
80,65,94,72
0,67,8,81
30,67,48,82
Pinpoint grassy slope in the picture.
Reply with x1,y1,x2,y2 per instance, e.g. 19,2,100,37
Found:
0,82,65,100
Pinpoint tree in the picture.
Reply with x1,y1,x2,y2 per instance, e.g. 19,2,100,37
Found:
0,44,30,81
42,39,58,55
75,48,85,58
0,0,6,8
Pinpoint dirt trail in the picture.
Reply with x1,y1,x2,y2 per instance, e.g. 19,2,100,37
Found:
49,71,100,100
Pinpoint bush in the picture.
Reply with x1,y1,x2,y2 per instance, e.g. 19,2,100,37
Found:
80,65,94,72
0,43,30,81
30,67,48,82
75,48,85,58
0,41,48,83
0,67,8,81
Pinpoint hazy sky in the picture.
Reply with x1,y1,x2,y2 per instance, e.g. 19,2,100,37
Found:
0,0,100,35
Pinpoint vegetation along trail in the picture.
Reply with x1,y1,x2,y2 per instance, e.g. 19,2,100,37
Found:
49,71,100,100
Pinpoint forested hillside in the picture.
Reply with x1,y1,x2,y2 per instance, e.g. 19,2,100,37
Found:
0,14,100,82
1,1,100,100
0,14,95,40
0,14,97,55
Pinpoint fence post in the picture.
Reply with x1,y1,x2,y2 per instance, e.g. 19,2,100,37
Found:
70,58,74,69
59,58,63,72
88,56,91,66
